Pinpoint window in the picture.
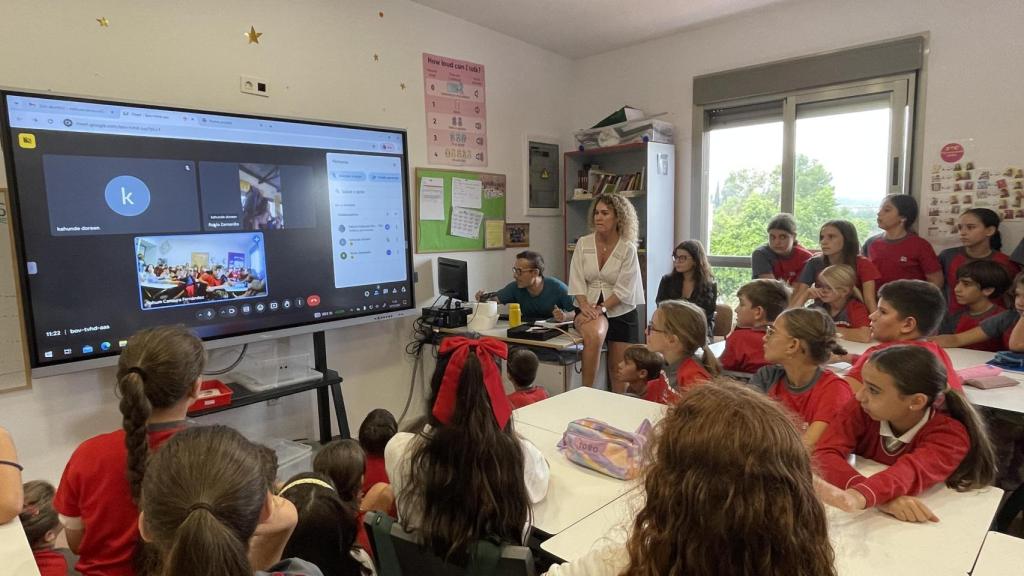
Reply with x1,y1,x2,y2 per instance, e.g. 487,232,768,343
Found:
692,37,923,305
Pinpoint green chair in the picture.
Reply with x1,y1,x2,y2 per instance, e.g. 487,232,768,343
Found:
364,511,536,576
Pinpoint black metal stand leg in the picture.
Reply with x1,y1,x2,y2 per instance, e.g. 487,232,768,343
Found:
316,387,332,444
331,380,349,439
312,330,348,443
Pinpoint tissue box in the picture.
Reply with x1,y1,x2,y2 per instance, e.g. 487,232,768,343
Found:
575,118,674,149
186,379,233,413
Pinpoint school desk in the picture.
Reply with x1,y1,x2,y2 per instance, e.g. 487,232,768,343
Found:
0,517,41,576
540,458,1003,576
834,338,1024,415
971,531,1024,576
516,421,641,535
513,386,666,434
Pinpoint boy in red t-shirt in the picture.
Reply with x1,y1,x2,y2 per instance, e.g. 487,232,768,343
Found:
844,280,963,393
719,279,790,373
934,260,1010,351
619,345,672,404
933,269,1024,353
357,408,397,496
507,348,548,409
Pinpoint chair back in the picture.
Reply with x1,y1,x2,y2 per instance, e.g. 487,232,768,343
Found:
364,511,536,576
713,303,733,339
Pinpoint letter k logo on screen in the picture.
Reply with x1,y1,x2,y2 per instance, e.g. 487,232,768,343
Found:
104,175,152,216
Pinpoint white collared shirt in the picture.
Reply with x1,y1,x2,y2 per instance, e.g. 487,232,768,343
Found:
568,233,645,318
879,408,932,454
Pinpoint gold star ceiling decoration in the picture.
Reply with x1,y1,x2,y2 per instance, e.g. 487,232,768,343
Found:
245,26,263,44
96,17,109,27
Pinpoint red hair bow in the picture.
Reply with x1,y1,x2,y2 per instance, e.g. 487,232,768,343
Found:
433,336,512,429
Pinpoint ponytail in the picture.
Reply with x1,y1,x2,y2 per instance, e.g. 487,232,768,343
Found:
119,372,152,503
163,508,251,576
699,343,722,377
779,308,848,365
140,426,268,576
941,389,997,490
116,326,205,503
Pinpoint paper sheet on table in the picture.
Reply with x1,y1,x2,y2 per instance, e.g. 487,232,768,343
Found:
450,207,483,239
419,177,444,220
451,177,482,209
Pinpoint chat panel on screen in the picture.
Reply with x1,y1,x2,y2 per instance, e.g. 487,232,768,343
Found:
135,232,269,310
43,154,201,236
327,152,408,289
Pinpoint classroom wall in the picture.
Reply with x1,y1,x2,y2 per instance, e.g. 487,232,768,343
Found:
568,0,1024,249
0,0,574,483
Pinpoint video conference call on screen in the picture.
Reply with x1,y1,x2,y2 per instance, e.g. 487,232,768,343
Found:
2,93,415,367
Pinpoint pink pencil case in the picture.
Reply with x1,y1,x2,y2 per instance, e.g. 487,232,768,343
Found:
557,418,653,480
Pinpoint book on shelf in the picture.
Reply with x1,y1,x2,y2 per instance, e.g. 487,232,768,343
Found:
586,167,646,196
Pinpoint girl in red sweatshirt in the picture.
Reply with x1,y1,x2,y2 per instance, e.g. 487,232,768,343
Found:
813,345,995,523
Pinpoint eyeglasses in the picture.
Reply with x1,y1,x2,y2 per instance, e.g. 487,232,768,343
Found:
512,267,537,276
765,324,778,338
645,324,667,335
671,254,688,262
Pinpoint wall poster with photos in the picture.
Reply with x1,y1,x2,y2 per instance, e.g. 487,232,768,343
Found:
923,140,1024,250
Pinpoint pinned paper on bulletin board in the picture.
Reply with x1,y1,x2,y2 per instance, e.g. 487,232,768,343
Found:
415,168,506,253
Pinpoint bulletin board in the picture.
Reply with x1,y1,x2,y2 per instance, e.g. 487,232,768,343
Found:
415,168,506,253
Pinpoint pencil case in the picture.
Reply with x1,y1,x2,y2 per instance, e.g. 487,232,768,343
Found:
557,417,652,480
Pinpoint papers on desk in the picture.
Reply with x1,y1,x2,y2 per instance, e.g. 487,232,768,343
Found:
535,319,574,329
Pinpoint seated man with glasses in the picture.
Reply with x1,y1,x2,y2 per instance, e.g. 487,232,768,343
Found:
476,250,574,321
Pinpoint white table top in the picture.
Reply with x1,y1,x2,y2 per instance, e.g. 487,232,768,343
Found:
540,488,640,561
518,422,639,535
971,531,1024,576
541,458,1003,576
0,517,40,576
513,386,666,434
828,459,1003,576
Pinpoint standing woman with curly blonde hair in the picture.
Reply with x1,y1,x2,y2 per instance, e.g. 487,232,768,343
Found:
557,192,645,391
545,380,838,576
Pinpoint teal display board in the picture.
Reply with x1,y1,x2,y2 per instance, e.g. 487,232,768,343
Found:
415,168,506,253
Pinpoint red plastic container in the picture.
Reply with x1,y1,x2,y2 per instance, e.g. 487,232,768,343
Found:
187,379,234,413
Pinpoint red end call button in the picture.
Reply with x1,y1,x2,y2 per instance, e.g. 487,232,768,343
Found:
307,295,321,307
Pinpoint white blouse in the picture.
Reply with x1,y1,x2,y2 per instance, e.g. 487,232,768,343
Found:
543,545,629,576
383,429,550,537
568,234,645,318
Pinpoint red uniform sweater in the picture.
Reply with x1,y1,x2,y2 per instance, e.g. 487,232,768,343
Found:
814,400,969,507
508,386,549,409
719,326,769,373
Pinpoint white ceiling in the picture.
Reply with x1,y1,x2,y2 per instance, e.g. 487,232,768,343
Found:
411,0,794,59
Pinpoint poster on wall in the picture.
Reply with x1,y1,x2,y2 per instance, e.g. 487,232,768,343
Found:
423,53,487,167
923,139,1024,250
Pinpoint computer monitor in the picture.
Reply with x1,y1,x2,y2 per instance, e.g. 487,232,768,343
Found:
437,257,468,303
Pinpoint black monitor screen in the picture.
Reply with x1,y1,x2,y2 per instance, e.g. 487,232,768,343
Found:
437,257,468,303
1,91,415,372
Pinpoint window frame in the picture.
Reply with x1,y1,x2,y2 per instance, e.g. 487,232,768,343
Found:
690,36,926,271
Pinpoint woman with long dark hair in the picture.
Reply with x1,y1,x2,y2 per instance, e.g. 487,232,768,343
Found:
655,240,717,334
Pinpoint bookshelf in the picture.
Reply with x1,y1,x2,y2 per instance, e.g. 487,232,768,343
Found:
563,142,675,324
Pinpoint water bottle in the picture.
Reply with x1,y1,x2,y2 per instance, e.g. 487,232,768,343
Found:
508,303,522,327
